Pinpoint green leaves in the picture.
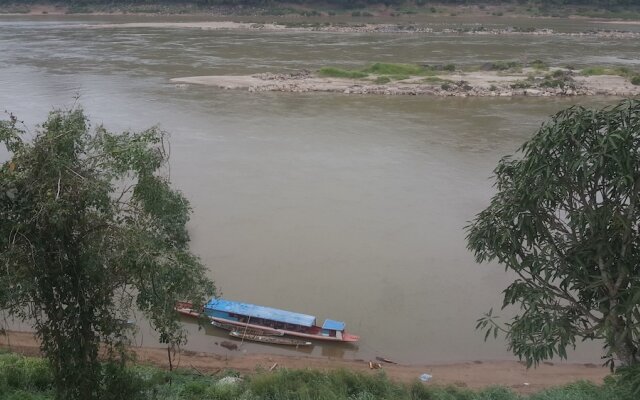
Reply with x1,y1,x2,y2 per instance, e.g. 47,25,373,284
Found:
0,107,216,399
467,99,640,367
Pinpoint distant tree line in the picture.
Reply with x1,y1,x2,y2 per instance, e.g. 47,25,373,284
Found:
1,0,639,9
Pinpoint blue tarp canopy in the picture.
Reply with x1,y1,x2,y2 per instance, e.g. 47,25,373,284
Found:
322,319,345,331
205,298,316,327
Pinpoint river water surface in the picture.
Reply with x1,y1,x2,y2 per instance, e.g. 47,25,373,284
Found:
1,15,639,364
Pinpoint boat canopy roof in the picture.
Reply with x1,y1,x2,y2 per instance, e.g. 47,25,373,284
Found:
322,319,346,331
205,298,316,327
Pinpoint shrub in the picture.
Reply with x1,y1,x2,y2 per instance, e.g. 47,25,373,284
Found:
581,66,609,76
318,67,368,79
510,80,532,89
362,63,424,76
491,61,522,71
530,60,549,70
631,76,640,85
374,76,391,84
443,64,456,72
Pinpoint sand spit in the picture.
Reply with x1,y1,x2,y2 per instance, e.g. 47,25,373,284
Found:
171,69,640,97
2,330,607,394
92,21,285,31
86,21,640,38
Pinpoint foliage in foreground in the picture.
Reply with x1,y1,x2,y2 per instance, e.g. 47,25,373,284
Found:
467,99,640,368
0,108,215,399
0,352,638,400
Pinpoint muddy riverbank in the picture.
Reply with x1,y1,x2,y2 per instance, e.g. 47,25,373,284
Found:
1,330,608,394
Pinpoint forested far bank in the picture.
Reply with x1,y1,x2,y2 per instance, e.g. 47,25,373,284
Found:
1,0,639,17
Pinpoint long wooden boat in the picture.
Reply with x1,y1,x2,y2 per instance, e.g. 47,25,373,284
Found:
174,303,284,337
175,302,203,318
204,298,359,343
212,320,284,336
229,331,313,347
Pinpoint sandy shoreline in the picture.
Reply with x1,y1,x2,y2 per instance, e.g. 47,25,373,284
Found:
171,69,640,98
1,330,607,394
83,21,640,38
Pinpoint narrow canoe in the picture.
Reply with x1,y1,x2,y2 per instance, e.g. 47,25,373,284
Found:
229,331,313,347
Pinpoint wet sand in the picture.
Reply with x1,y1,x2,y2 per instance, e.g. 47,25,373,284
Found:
1,330,607,394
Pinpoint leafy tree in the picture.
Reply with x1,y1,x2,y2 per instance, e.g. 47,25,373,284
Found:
0,108,215,399
467,100,640,368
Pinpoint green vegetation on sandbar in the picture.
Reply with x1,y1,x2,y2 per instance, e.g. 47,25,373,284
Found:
1,351,639,400
581,66,634,77
580,66,640,84
318,63,456,81
318,67,369,79
362,63,426,76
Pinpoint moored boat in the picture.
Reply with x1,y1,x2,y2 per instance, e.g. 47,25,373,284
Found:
204,298,359,343
175,302,203,318
212,320,284,336
229,331,313,347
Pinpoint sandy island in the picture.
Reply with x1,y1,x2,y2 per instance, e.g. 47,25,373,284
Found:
171,69,640,97
85,21,640,38
1,330,607,394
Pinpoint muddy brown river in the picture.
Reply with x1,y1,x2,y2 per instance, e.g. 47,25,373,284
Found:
1,15,638,364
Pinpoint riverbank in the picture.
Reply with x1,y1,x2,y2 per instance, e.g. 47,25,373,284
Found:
1,330,607,394
1,2,640,21
171,67,640,98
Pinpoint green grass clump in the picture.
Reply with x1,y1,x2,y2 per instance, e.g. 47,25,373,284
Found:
0,353,53,393
581,66,610,76
511,80,533,89
374,76,391,84
631,76,640,85
490,61,522,71
318,63,456,81
530,60,549,70
362,63,426,76
581,66,635,78
318,67,368,79
250,368,406,400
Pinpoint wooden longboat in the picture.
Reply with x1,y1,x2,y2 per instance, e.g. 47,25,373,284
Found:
174,303,284,337
205,298,360,343
212,320,284,336
229,331,313,347
175,302,203,318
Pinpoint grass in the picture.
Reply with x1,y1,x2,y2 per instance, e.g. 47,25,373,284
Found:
580,66,635,78
361,63,427,76
530,60,549,71
318,67,369,79
580,66,640,84
318,63,455,82
422,77,453,85
0,352,639,400
490,61,522,72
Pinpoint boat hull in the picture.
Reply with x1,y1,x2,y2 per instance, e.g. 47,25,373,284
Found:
211,316,359,343
212,320,284,336
229,331,312,347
